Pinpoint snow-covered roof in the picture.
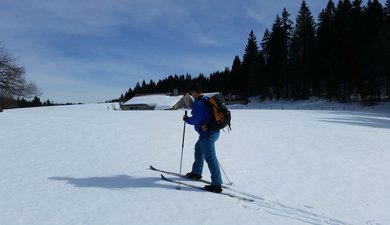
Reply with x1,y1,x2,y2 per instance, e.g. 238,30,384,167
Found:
203,92,220,97
123,94,184,110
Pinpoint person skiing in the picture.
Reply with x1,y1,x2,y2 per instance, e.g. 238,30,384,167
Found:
182,83,223,193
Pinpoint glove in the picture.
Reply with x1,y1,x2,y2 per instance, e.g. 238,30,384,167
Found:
182,111,188,121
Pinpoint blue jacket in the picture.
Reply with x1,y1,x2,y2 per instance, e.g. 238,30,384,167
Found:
185,95,211,132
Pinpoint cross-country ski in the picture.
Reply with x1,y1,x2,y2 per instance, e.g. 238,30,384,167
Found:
160,174,255,202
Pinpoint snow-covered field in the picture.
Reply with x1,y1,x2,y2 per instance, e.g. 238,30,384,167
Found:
1,102,390,225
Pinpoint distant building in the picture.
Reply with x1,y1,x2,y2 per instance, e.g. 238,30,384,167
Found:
120,93,192,110
223,90,248,105
0,106,2,112
119,92,233,110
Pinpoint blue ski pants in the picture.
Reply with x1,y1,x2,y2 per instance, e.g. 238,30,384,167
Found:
191,130,223,185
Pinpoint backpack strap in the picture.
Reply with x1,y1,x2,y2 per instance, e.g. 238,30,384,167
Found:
196,97,213,139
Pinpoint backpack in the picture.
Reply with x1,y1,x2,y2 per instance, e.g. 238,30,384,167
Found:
199,94,231,131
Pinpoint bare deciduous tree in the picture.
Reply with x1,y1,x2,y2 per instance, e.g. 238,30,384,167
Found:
0,48,40,99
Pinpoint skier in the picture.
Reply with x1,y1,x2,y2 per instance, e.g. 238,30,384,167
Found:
183,83,223,193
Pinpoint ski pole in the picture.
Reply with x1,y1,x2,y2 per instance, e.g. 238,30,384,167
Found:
177,110,187,190
219,162,233,185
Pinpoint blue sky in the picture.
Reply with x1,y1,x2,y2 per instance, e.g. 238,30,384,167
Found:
0,0,382,103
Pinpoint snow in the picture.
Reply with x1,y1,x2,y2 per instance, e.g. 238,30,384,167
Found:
1,102,390,225
122,94,184,110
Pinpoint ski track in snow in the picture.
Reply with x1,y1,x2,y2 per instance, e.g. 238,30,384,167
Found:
154,166,367,225
156,168,353,225
209,183,353,225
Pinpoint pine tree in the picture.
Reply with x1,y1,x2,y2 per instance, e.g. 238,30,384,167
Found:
209,68,230,92
364,0,385,101
260,29,270,65
134,82,141,94
386,0,390,21
385,0,390,98
31,96,42,107
141,80,148,93
43,99,52,106
290,0,316,99
349,0,366,101
242,30,259,67
147,79,157,93
241,30,262,95
125,88,133,101
268,14,283,98
366,0,384,35
333,0,353,101
317,0,337,99
267,12,292,99
260,29,271,98
281,8,294,99
230,56,242,90
281,7,294,46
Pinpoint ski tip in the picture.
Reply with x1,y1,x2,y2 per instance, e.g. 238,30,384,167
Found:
160,174,165,179
149,165,155,170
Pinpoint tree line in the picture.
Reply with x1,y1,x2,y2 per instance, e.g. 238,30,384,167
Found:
0,46,79,109
0,47,77,109
0,46,41,109
117,0,390,104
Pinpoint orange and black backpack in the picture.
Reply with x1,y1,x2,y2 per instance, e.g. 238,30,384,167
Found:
199,94,231,131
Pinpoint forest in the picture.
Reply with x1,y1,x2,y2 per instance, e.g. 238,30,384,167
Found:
117,0,390,104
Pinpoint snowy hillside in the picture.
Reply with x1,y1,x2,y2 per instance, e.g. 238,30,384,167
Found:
1,103,390,225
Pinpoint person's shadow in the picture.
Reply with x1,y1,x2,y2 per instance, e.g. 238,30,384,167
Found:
48,175,195,191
